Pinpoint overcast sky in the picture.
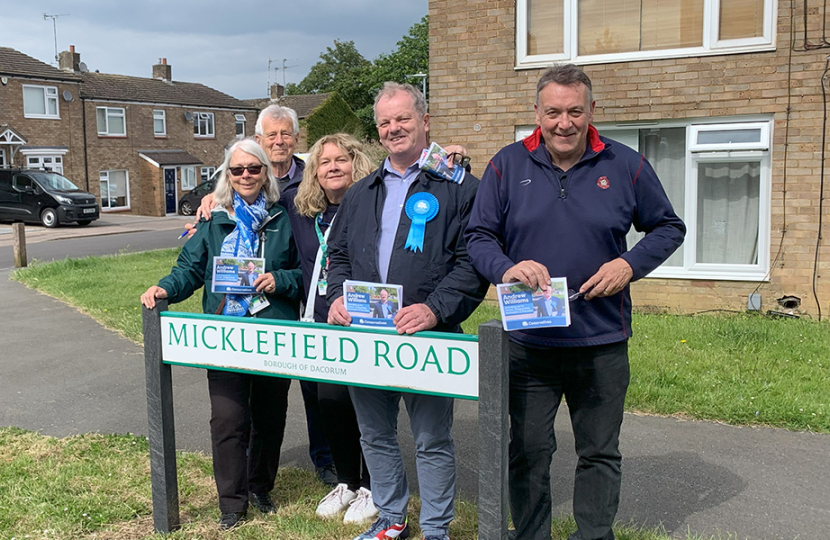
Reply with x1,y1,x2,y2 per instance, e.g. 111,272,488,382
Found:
4,0,427,100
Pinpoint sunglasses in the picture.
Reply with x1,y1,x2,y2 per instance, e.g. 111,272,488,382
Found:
448,152,471,168
228,165,264,176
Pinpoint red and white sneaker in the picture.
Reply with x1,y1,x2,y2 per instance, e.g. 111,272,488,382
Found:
351,516,409,540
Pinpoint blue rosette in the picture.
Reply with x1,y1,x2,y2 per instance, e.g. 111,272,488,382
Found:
404,192,439,252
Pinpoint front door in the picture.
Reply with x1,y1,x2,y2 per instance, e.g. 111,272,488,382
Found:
163,168,177,215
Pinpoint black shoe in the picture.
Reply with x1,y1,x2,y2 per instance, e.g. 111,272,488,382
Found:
250,491,276,514
218,511,246,529
316,463,338,486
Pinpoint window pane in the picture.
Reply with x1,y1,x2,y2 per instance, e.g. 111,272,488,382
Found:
47,97,58,116
697,128,761,145
103,171,129,207
154,118,165,133
23,87,46,115
720,0,764,40
97,109,107,132
696,161,760,264
109,113,125,135
527,0,563,55
627,127,687,267
579,0,703,55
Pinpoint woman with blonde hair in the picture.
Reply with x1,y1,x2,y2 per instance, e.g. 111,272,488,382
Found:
285,133,379,524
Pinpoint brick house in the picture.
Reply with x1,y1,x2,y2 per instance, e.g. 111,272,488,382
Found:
429,0,829,316
0,47,84,181
59,48,258,216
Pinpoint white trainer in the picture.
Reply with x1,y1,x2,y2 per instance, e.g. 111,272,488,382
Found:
343,487,379,525
316,483,357,518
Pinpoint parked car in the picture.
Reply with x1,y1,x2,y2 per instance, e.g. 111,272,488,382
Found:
179,173,219,216
0,168,99,227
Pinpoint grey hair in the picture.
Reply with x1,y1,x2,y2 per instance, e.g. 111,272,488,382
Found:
213,137,280,207
536,64,593,105
255,104,299,136
373,82,427,124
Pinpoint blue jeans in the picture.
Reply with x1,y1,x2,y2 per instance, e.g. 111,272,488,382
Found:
349,386,456,538
508,340,629,540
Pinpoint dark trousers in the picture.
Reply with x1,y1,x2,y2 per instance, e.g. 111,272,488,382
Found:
508,340,630,540
299,380,335,468
207,369,291,513
318,382,370,491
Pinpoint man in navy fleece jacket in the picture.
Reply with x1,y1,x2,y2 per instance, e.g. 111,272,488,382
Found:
465,64,685,540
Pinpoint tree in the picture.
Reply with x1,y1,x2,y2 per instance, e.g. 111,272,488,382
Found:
287,40,373,112
369,15,429,95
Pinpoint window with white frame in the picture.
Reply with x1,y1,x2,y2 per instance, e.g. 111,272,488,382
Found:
153,110,166,136
26,155,64,174
201,166,216,182
598,119,772,281
99,170,130,210
97,107,126,136
0,149,6,168
235,114,246,138
182,166,197,190
517,0,774,68
23,85,60,119
193,112,215,138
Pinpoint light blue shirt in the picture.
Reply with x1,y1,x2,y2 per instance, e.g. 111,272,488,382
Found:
377,157,421,283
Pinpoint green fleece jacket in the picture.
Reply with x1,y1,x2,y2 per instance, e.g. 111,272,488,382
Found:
158,204,301,320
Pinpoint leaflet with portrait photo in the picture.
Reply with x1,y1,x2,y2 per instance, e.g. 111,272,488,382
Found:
343,280,403,329
496,277,571,331
212,256,266,295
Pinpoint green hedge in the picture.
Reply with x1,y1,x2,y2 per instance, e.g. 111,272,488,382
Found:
306,93,363,144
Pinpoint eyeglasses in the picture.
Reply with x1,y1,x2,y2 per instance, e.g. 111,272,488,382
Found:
228,165,264,176
568,289,584,302
448,152,471,168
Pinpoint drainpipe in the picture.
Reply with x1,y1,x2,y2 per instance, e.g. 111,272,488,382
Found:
81,96,89,191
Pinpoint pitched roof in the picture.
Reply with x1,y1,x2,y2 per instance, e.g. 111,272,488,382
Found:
79,72,255,110
242,93,331,118
0,47,81,82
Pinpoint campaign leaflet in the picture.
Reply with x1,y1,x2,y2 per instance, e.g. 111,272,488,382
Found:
343,280,403,329
418,142,465,184
496,277,570,331
212,256,266,294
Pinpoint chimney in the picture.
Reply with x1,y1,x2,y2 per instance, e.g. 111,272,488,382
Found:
59,45,81,72
270,83,284,100
153,58,172,81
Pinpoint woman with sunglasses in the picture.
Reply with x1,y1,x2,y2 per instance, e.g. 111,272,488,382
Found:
141,137,301,530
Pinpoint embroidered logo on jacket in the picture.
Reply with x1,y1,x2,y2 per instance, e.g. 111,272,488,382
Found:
597,176,610,190
520,178,532,186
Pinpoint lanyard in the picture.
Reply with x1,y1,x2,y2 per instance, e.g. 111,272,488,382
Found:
302,212,337,322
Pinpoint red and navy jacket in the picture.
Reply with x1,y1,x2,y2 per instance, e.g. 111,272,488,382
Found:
465,125,685,348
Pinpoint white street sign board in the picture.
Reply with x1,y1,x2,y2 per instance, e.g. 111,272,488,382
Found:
160,312,479,400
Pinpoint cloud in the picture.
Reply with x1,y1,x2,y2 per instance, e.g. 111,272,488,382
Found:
3,0,427,99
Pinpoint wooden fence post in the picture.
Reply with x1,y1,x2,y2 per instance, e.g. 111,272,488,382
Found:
12,223,27,268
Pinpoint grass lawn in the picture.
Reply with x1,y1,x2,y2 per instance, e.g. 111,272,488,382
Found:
12,248,829,433
0,427,715,540
7,249,829,539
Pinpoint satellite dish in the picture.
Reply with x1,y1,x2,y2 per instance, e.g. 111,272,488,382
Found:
184,111,193,122
0,76,8,85
78,62,89,73
62,90,73,102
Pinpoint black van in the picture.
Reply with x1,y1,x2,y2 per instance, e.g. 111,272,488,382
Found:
0,168,99,227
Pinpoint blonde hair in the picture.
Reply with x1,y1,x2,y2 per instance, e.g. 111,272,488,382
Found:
294,133,373,217
213,138,280,207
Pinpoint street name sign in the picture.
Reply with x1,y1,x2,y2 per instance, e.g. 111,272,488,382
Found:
160,311,479,400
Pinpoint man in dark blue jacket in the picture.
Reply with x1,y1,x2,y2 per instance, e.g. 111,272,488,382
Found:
465,64,685,540
327,82,487,540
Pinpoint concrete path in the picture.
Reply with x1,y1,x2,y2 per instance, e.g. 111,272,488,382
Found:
1,223,828,540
